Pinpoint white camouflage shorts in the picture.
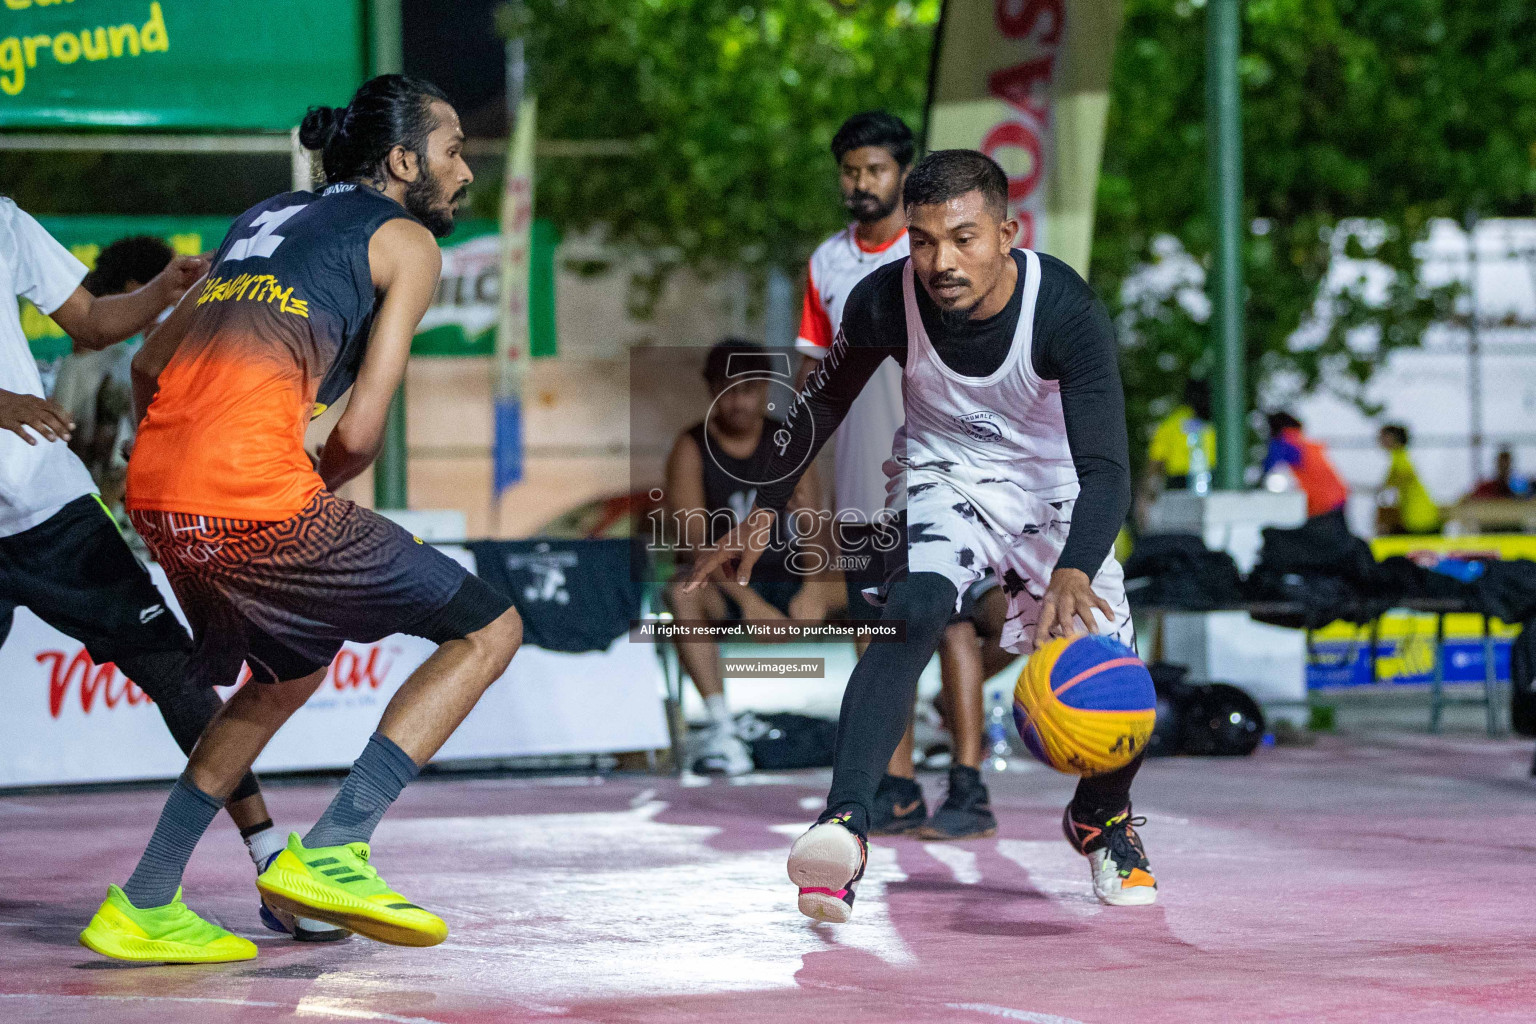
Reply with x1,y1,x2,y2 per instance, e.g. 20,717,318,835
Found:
889,480,1134,654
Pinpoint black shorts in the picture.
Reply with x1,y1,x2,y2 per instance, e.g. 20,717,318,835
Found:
0,494,191,661
131,491,510,686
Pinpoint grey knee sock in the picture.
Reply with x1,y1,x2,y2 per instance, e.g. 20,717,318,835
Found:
122,776,223,909
303,732,420,849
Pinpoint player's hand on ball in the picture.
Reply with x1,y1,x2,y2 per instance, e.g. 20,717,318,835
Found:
683,506,775,592
1035,567,1114,651
0,389,74,445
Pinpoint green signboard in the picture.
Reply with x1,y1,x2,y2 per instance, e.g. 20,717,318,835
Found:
0,1,366,130
27,215,559,361
414,218,560,359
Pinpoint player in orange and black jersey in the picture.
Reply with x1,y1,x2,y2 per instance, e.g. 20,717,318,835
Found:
79,75,524,965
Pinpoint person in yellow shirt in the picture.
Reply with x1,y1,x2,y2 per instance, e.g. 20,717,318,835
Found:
1137,379,1217,530
1377,424,1441,535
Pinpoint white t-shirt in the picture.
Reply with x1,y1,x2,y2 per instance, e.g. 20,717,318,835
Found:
0,199,95,537
796,225,909,518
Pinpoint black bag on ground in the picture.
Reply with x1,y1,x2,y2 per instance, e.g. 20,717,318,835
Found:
1177,683,1266,757
736,712,838,770
1144,663,1264,757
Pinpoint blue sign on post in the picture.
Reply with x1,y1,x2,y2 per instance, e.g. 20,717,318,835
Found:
494,396,523,492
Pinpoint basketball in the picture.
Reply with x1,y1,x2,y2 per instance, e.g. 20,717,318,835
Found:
1012,634,1157,777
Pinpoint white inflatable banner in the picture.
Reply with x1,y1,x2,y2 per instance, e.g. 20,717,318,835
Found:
1,560,670,788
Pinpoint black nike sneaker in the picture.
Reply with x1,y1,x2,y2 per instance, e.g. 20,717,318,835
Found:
1063,803,1158,906
917,765,998,840
868,773,928,836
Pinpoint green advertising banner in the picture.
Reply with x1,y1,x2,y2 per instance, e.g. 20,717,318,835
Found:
0,1,365,131
27,215,559,361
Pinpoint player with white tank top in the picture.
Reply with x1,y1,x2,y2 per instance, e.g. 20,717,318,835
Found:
799,112,1015,842
688,150,1156,922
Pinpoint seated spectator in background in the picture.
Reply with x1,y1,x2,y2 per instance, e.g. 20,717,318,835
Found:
1376,423,1441,535
1466,447,1529,500
1136,378,1216,529
1262,411,1348,523
50,236,175,515
665,339,837,775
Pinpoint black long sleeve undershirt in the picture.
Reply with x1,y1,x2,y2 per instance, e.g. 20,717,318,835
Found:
757,250,1131,578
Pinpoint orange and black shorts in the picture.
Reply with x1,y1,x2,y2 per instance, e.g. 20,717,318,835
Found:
131,491,509,686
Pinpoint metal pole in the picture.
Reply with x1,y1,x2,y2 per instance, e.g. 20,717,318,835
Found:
369,0,408,508
1464,211,1484,482
369,0,403,74
1206,0,1246,491
377,386,409,510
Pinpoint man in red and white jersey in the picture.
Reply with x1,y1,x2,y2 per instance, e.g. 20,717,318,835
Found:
797,112,911,528
797,112,1016,842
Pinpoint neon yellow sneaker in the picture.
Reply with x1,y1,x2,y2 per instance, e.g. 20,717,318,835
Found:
79,885,257,963
256,833,447,947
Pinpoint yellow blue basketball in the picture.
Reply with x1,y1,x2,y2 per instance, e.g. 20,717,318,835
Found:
1012,634,1156,777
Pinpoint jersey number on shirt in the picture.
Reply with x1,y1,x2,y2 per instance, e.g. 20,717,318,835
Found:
224,205,305,262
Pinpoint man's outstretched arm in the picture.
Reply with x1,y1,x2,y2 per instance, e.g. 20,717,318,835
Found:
53,254,208,351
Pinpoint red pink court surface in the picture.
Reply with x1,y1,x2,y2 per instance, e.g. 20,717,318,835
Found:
0,732,1532,1023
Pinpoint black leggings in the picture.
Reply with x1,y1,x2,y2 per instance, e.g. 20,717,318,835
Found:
116,649,262,805
822,571,1142,833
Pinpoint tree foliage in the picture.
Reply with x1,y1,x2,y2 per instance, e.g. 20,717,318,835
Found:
513,0,1536,454
501,0,939,308
1096,0,1536,457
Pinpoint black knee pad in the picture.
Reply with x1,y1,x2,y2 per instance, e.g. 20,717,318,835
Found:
880,572,958,648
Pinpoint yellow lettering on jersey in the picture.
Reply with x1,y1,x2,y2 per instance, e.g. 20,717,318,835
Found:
197,272,310,319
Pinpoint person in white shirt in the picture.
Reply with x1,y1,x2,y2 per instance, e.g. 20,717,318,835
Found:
51,234,178,515
796,112,1016,841
0,199,341,941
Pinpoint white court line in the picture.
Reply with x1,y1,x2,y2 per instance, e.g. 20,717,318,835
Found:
994,840,1102,917
795,981,1086,1024
947,1002,1088,1024
924,844,981,884
0,993,458,1024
